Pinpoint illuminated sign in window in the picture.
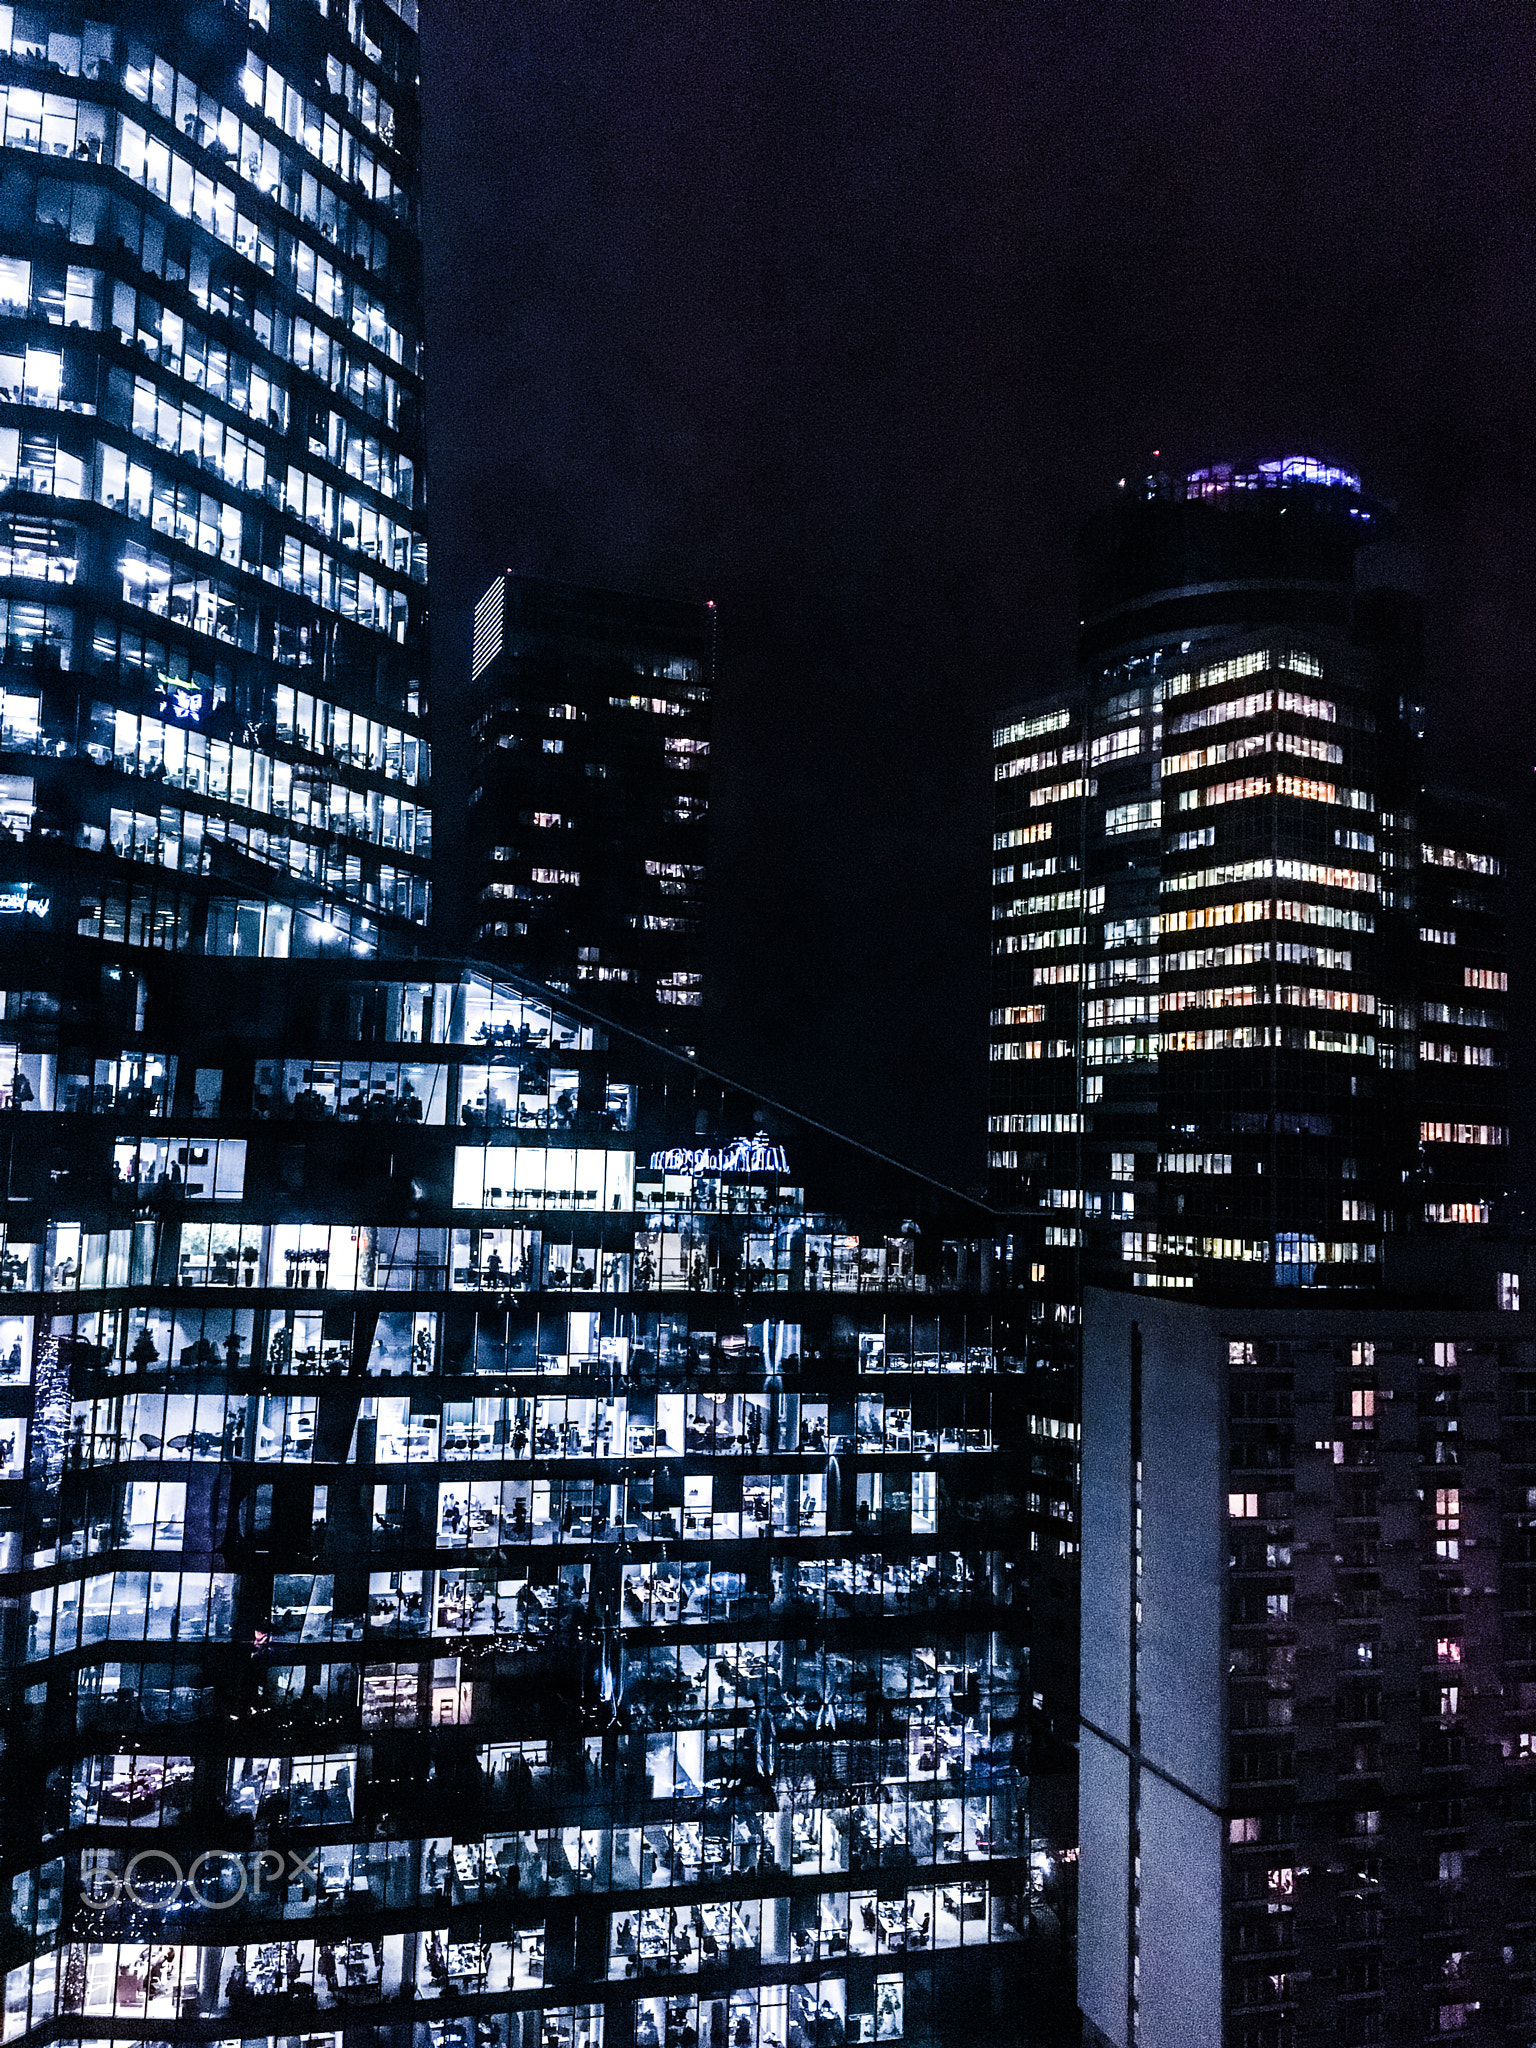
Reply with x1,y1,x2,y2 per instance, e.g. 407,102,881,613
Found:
157,675,204,725
648,1137,789,1175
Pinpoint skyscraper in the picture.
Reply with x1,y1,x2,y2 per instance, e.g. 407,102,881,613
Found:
1079,1274,1532,2048
988,456,1510,1726
0,950,1058,2048
467,576,711,1030
0,0,430,965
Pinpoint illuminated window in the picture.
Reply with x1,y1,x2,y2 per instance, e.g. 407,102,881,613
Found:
990,1005,1045,1027
994,707,1071,748
1228,1492,1259,1519
1103,798,1158,836
1350,1389,1374,1432
1436,1489,1460,1560
993,820,1054,848
1229,1816,1260,1845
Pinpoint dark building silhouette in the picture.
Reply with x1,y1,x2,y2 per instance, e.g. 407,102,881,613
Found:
0,0,431,963
468,575,712,1035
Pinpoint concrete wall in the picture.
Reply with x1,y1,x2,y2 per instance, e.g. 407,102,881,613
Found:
1139,1294,1226,1808
1139,1767,1223,2048
1079,1291,1226,2048
1080,1293,1134,1748
1078,1723,1130,2047
1078,1292,1134,2042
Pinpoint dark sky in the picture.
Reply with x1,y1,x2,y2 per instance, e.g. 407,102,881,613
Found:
418,0,1536,1192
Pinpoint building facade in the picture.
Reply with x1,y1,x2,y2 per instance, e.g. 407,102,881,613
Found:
467,577,711,1030
1399,785,1511,1233
0,951,1063,2048
1080,1282,1534,2048
0,0,430,962
987,458,1511,1726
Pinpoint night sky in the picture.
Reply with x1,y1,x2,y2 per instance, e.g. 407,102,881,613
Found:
418,0,1535,1193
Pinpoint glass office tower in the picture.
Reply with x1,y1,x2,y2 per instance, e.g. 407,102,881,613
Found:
0,0,430,960
0,952,1060,2048
468,577,711,1033
987,457,1510,1731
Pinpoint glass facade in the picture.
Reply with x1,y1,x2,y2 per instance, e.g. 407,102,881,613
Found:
468,578,710,1032
0,0,429,961
0,956,1066,2048
1395,787,1510,1232
987,463,1510,1734
993,631,1388,1295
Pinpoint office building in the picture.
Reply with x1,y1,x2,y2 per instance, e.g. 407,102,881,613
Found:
0,0,431,961
1397,785,1511,1232
0,948,1063,2048
987,457,1510,1724
468,576,711,1029
1079,1279,1534,2048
